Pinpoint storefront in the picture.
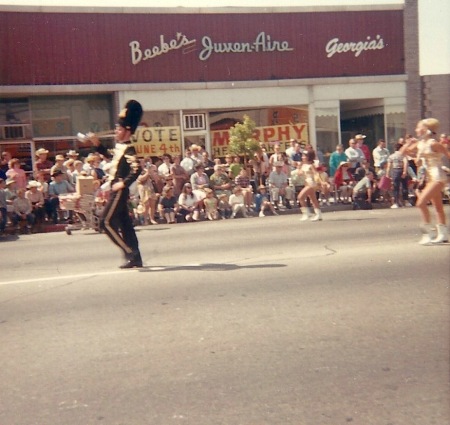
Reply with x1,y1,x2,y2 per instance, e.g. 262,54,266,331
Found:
0,4,406,164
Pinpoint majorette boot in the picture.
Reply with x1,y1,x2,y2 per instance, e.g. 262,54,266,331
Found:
418,223,433,245
300,207,311,221
310,208,323,222
431,224,449,244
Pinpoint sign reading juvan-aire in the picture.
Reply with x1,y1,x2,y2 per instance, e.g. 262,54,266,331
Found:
0,10,404,85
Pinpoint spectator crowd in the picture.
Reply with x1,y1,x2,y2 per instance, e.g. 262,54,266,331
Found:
1,133,449,236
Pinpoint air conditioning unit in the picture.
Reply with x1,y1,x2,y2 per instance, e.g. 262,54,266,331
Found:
1,125,25,139
183,114,206,131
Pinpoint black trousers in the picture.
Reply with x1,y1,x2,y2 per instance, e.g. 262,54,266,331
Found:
101,188,140,258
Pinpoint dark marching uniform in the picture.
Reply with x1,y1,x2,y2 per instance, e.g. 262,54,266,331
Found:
95,100,143,268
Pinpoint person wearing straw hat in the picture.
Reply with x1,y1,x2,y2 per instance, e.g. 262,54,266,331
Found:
34,148,53,183
86,100,144,268
400,118,450,244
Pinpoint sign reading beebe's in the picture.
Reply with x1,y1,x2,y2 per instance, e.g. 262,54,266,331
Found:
1,10,404,85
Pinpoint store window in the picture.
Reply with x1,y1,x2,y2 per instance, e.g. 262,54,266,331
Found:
385,105,406,150
30,95,113,138
315,107,340,160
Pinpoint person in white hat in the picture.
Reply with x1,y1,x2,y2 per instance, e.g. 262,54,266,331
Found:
400,118,450,244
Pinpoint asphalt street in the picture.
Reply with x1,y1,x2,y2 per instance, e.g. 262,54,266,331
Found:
0,207,449,425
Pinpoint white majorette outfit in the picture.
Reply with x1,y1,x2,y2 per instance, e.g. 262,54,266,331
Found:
417,139,448,185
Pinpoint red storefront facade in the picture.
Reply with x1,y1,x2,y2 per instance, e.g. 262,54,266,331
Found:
0,5,408,165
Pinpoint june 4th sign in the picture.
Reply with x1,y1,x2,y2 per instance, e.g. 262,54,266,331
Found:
132,126,182,157
211,123,309,157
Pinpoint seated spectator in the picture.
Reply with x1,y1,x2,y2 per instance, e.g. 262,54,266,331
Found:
11,188,35,233
268,161,293,210
290,161,306,205
0,178,7,236
34,148,53,183
71,160,84,183
333,161,355,203
190,163,210,202
217,193,232,219
180,148,195,176
328,144,348,178
4,178,17,217
210,165,232,199
158,185,178,224
352,171,374,210
255,185,278,217
48,170,75,224
203,187,219,220
234,168,253,211
317,165,332,206
50,155,70,183
229,186,248,218
25,180,45,225
178,183,200,222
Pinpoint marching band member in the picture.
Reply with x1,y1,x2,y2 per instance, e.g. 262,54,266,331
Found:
87,100,144,268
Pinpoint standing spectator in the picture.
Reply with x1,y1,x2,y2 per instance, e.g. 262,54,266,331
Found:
1,151,12,174
201,151,215,177
34,148,53,182
11,188,35,233
158,154,173,186
372,139,390,172
285,139,297,158
269,143,283,170
180,148,195,176
355,134,371,162
6,158,28,190
328,144,347,177
66,149,79,161
136,164,159,225
229,156,243,179
0,178,7,236
189,144,203,166
171,154,189,197
386,143,409,208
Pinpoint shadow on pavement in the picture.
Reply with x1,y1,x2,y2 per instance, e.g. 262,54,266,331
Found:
138,263,287,272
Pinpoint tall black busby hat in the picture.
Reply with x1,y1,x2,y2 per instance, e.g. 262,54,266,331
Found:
117,100,143,134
